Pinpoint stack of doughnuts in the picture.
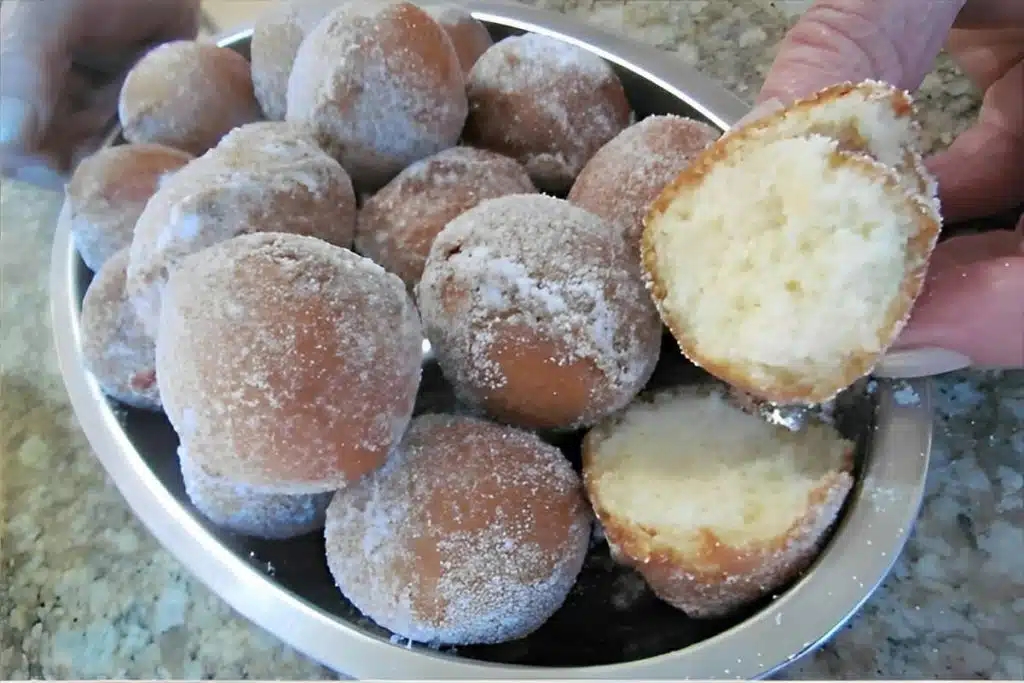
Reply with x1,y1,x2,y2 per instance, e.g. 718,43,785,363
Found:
71,0,940,648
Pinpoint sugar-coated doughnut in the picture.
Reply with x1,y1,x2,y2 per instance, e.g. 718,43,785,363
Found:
250,0,345,120
325,413,591,645
463,33,631,193
64,144,193,272
180,452,333,540
118,40,263,155
568,115,719,257
423,3,493,76
79,248,160,411
355,146,535,289
156,232,422,494
127,121,357,337
416,194,662,431
285,1,467,192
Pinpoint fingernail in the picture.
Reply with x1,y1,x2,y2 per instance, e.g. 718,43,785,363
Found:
733,97,783,129
0,96,37,146
873,347,972,379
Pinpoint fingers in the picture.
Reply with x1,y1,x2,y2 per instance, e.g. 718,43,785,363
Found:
0,1,71,155
758,0,966,105
926,59,1024,223
886,228,1024,371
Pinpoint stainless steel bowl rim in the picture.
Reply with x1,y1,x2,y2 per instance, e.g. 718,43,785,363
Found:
51,2,933,678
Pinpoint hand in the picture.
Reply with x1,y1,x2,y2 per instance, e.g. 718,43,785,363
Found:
750,0,1024,377
0,0,201,190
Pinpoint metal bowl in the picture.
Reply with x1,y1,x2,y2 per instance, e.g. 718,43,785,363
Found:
50,2,933,678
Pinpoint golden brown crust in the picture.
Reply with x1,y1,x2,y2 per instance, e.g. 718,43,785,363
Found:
354,146,534,290
581,389,856,618
80,248,161,411
424,3,494,76
155,232,423,493
285,1,467,193
324,414,591,644
119,41,262,156
640,83,941,405
250,0,343,120
66,144,193,272
462,33,631,194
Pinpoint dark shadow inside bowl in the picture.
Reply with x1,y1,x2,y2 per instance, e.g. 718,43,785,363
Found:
70,21,878,669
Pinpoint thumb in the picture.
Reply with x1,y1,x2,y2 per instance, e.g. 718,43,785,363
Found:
0,1,71,154
758,0,965,105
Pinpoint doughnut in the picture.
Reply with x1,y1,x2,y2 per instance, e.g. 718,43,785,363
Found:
568,115,719,258
423,3,493,76
463,33,631,193
126,121,358,337
285,1,468,193
180,452,333,540
325,413,591,645
64,144,193,272
118,40,263,155
582,384,854,618
416,194,662,431
354,146,535,290
79,248,160,411
643,123,939,404
155,232,422,494
250,0,344,120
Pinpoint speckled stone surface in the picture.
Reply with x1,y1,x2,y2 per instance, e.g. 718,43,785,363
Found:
1,0,1022,679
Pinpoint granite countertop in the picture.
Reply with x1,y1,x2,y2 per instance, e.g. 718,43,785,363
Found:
1,0,1022,678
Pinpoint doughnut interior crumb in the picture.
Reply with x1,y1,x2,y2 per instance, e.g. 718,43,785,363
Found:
587,388,851,551
644,133,938,404
583,385,855,617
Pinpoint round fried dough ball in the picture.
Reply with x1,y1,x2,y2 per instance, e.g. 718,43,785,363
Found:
416,194,662,431
64,144,193,272
423,4,492,76
80,248,160,411
568,115,720,256
180,453,333,540
285,1,468,193
251,0,344,120
325,413,591,645
127,121,357,337
463,33,631,194
118,40,263,155
156,232,423,494
355,146,535,289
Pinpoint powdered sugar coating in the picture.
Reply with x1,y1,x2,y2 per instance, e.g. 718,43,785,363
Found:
355,146,535,289
126,121,357,337
79,248,161,411
423,3,493,76
251,0,344,120
416,194,662,431
463,33,631,193
285,1,468,193
568,115,719,258
118,40,263,155
324,413,591,645
66,144,193,272
180,450,333,539
156,232,423,493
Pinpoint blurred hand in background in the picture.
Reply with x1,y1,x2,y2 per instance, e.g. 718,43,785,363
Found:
0,0,201,189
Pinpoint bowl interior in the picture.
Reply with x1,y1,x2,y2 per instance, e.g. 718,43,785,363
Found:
69,18,883,671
